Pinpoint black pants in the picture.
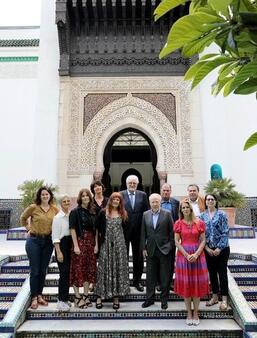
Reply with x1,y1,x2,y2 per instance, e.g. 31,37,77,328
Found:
157,246,175,286
205,246,230,296
146,247,171,303
25,235,53,298
55,236,72,302
125,229,143,285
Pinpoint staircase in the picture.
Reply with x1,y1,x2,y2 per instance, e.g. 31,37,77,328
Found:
2,258,240,338
0,257,29,320
229,258,257,318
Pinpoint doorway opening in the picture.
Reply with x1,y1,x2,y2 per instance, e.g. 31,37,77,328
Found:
102,128,159,196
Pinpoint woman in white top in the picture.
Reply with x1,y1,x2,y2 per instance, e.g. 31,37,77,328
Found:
52,194,72,311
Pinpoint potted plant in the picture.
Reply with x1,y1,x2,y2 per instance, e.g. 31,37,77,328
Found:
204,178,245,227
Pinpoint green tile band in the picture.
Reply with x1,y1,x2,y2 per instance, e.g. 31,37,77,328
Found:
0,39,39,47
0,56,38,62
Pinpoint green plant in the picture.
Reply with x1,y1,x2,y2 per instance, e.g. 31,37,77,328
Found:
154,0,257,150
18,179,58,209
204,177,245,208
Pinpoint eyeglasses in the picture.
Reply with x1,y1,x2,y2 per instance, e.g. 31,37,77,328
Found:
206,198,215,201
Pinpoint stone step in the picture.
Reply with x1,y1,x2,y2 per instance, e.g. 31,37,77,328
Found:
16,318,243,338
26,301,233,320
0,285,22,301
41,286,195,302
0,301,13,319
232,272,257,285
0,273,28,286
239,285,257,300
228,259,257,273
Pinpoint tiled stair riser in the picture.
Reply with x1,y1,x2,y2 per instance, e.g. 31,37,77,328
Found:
26,309,234,320
16,331,243,338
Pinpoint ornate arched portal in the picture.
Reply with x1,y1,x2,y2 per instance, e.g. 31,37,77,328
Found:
57,77,193,196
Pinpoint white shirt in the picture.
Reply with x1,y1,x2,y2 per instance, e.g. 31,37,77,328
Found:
189,199,201,217
52,209,70,244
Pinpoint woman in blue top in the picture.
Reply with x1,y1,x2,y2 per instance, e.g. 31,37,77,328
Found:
199,194,230,311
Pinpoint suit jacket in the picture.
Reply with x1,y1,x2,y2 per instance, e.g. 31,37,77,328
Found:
161,197,179,223
141,208,174,257
120,190,149,235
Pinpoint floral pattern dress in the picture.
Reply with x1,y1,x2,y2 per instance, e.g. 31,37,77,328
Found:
95,216,130,299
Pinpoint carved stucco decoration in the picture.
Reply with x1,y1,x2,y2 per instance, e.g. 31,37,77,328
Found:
67,78,192,175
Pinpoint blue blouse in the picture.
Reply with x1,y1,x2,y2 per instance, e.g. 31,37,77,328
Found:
199,209,229,250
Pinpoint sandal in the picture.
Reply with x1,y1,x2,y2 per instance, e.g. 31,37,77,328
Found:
37,295,48,306
113,298,120,310
206,298,218,307
30,297,38,309
96,297,103,309
219,300,228,311
83,295,92,307
74,295,87,309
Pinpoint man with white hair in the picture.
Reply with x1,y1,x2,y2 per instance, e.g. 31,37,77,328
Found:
120,175,149,292
141,193,174,310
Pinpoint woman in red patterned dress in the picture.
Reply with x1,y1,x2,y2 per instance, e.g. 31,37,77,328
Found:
69,189,98,308
174,200,209,326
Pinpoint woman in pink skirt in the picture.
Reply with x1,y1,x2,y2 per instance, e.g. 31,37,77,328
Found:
174,200,209,326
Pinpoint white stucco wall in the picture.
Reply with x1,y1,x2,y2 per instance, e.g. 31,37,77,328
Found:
31,0,59,189
199,74,257,197
0,28,40,198
0,0,60,198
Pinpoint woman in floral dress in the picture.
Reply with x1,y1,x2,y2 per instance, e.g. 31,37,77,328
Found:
95,192,129,309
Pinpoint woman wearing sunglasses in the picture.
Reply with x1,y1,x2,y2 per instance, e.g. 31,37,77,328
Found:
199,194,230,311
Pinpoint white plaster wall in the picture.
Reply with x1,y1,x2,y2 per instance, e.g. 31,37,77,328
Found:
0,78,37,198
32,0,60,187
199,73,257,197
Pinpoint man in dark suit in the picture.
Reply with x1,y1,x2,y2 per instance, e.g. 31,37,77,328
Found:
120,175,149,292
141,193,174,310
160,183,179,289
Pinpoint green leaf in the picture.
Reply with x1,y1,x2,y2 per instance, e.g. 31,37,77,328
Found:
190,0,208,14
184,61,206,80
199,53,219,60
191,56,233,89
240,0,257,12
154,0,188,21
223,77,236,96
159,12,222,58
182,31,217,57
244,132,257,150
234,77,257,94
212,76,233,96
223,59,257,95
218,62,239,80
208,0,233,15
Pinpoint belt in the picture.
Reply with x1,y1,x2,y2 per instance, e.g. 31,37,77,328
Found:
30,233,51,239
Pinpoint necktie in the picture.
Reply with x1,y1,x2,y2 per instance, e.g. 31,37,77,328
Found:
129,193,135,209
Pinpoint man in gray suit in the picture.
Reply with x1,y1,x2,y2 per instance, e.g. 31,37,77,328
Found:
141,193,174,310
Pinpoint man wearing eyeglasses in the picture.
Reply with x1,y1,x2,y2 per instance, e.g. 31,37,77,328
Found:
120,175,149,292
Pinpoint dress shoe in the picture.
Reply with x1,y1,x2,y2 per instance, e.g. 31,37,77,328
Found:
161,302,168,310
141,300,154,308
134,283,144,292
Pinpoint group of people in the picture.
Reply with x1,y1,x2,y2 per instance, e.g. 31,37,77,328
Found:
20,176,230,326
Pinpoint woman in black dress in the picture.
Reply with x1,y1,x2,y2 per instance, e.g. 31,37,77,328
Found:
69,188,98,308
